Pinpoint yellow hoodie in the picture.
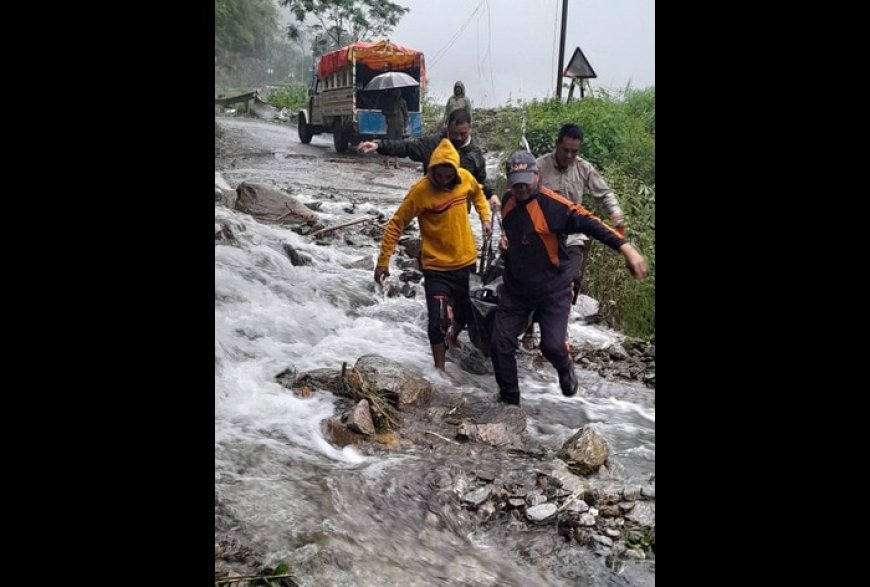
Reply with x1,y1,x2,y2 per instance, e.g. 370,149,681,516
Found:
377,139,491,271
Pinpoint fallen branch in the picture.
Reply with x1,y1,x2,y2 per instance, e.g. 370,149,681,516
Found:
309,216,371,238
425,431,460,445
274,204,297,221
445,398,466,416
555,487,586,513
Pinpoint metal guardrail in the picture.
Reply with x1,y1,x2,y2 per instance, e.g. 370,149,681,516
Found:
214,91,257,106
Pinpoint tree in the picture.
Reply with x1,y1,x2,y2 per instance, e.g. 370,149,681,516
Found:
279,0,409,53
215,0,279,57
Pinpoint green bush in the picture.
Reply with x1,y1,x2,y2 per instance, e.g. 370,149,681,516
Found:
264,83,309,112
480,89,655,338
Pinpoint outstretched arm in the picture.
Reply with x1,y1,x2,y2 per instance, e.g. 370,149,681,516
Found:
585,165,625,229
618,243,648,280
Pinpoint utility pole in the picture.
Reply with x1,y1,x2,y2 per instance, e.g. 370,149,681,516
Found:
556,0,568,100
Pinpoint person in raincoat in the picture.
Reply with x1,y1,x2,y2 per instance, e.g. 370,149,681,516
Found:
443,80,472,126
374,139,492,371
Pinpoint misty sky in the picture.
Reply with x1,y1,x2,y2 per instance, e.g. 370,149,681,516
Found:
388,0,655,107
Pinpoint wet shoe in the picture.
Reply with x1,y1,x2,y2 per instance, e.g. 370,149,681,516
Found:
498,388,520,405
559,366,579,397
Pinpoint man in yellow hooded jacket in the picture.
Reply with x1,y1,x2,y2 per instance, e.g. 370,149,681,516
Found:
375,139,492,370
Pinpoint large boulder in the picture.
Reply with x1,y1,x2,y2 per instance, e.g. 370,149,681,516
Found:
557,425,610,475
235,182,319,226
354,354,432,408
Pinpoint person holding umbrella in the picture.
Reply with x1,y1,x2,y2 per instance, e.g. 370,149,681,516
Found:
379,88,408,169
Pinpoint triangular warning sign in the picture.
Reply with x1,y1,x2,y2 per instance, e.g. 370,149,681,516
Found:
563,47,597,79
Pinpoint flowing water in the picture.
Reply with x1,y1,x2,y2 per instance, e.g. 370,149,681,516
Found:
215,117,654,586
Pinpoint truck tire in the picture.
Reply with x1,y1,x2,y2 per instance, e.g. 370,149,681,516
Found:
333,121,349,153
298,114,313,144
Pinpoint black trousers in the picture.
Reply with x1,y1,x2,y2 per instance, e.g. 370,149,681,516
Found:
490,276,573,393
422,265,474,345
566,243,588,304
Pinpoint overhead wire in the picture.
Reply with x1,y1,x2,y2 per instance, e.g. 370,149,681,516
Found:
428,0,486,67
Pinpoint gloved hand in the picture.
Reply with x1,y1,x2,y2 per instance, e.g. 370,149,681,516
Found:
374,266,390,284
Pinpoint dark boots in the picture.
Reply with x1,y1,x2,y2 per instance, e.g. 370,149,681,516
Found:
559,365,579,397
498,388,520,405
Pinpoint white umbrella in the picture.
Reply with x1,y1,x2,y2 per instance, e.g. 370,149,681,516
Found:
363,72,420,91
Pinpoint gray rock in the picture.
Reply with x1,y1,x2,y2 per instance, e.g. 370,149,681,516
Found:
579,513,597,526
619,501,636,513
625,502,655,527
235,182,318,225
508,499,526,508
592,535,614,547
607,343,629,360
622,485,643,501
587,480,623,505
605,529,622,539
399,237,422,260
343,256,374,270
398,270,424,283
395,257,419,270
641,485,656,499
625,549,646,560
216,187,238,209
347,400,375,436
462,485,492,507
282,243,313,266
558,425,610,475
477,501,496,521
401,283,416,298
324,418,361,447
354,354,432,408
475,469,497,482
597,505,621,518
565,499,590,513
611,540,628,558
525,491,547,506
525,503,558,522
545,461,592,495
456,421,523,448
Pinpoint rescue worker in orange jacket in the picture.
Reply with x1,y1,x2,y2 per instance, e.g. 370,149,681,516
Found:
491,151,647,405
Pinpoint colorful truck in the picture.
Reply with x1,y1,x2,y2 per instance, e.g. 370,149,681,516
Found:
296,40,426,153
